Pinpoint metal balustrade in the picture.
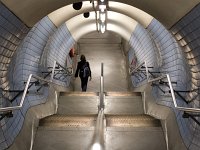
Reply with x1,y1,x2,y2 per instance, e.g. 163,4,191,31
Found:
0,74,50,113
43,60,73,82
129,61,200,125
0,61,73,120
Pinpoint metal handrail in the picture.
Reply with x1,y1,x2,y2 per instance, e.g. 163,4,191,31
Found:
129,62,145,75
0,80,41,104
143,61,200,113
91,63,105,150
50,61,73,81
92,108,105,150
130,61,200,113
55,61,73,75
0,74,51,113
0,60,73,113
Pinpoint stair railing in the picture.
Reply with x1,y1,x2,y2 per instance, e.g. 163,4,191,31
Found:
0,61,72,120
54,61,73,79
129,62,154,84
91,63,105,150
144,62,200,113
140,61,200,126
42,60,73,82
130,61,200,125
129,62,146,75
130,61,200,111
0,74,52,113
0,80,43,111
130,62,195,104
153,74,200,113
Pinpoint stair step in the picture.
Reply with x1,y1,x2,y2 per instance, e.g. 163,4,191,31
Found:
33,128,94,150
105,127,167,150
60,92,141,97
39,115,97,128
58,96,99,115
104,96,144,115
106,115,161,127
39,114,160,128
58,92,143,115
105,91,141,96
105,95,142,99
60,91,99,96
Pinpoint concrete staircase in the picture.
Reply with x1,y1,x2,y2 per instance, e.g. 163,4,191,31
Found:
32,91,167,150
104,92,167,150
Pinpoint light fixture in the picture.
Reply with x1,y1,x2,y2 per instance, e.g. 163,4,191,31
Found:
97,0,107,33
99,12,106,22
99,5,106,12
100,23,105,33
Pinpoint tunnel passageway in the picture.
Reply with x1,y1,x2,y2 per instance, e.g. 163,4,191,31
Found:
74,31,128,92
0,1,200,150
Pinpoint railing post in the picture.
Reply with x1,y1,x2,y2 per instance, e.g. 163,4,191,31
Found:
166,74,177,107
50,60,56,81
101,63,103,76
99,63,104,110
145,61,149,81
20,74,32,106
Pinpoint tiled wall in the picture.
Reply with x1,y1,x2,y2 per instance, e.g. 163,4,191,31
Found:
43,24,75,86
0,5,76,147
128,24,158,86
11,16,56,85
148,18,190,104
0,2,75,147
1,1,200,150
147,19,194,149
0,16,57,149
0,3,29,149
129,11,200,149
170,3,200,150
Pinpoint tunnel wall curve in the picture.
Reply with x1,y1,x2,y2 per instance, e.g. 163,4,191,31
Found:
0,3,29,149
129,11,200,149
0,13,73,148
147,18,193,149
42,24,75,87
0,2,200,150
170,3,200,149
2,16,56,149
128,23,159,87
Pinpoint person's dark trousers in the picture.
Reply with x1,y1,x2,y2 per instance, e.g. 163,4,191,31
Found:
80,77,89,92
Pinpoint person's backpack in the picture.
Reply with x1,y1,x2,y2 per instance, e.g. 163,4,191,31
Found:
81,62,90,78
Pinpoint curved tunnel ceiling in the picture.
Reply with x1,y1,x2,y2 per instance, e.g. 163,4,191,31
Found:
48,1,153,28
66,11,138,41
48,1,94,27
1,0,199,28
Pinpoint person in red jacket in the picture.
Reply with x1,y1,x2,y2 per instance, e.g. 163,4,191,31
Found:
75,55,92,91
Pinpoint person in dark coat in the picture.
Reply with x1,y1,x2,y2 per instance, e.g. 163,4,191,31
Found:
75,55,92,91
